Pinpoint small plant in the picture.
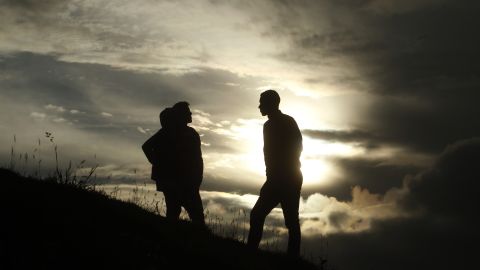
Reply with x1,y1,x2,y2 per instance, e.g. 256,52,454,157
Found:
9,134,16,171
43,132,100,187
6,132,99,190
31,138,42,177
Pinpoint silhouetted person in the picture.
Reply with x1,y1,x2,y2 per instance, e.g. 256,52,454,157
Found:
142,102,205,225
142,107,178,218
168,101,205,225
247,90,303,256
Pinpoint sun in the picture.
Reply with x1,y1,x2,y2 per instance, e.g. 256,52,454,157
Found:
229,119,357,186
299,137,350,185
300,156,332,185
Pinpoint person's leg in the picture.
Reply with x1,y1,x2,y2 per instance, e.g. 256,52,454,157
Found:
182,187,205,225
163,185,181,220
247,183,279,250
281,185,302,256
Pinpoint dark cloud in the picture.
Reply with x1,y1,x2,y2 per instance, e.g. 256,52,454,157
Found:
304,157,419,201
0,53,92,108
303,129,384,149
305,215,477,270
263,1,480,91
249,0,480,155
0,51,261,130
0,0,63,15
303,138,480,270
401,138,480,221
202,174,260,195
358,4,480,97
328,211,350,229
366,3,480,149
0,0,219,69
304,91,480,154
0,0,68,40
362,94,480,154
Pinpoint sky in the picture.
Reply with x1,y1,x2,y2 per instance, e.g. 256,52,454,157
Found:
1,0,479,269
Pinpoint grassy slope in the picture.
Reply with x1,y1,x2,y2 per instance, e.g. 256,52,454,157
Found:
0,169,317,270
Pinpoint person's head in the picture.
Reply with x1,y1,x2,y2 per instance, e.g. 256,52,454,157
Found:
159,107,173,128
172,101,192,125
259,89,280,116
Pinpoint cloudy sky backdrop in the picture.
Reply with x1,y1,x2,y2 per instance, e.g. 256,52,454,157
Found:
1,1,479,269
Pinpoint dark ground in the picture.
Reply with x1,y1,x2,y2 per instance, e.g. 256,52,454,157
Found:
0,168,318,270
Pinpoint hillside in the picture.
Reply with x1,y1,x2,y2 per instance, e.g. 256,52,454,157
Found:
0,168,317,270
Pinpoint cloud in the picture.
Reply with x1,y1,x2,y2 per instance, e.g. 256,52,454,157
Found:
303,91,480,155
45,104,66,112
0,52,268,194
0,52,262,124
300,186,407,236
303,138,480,270
365,0,449,15
255,0,479,93
401,138,480,221
100,112,113,118
29,112,46,120
201,173,260,195
52,117,67,123
303,129,384,149
0,0,284,77
359,95,480,155
136,126,147,134
239,0,480,155
7,1,476,162
315,157,419,201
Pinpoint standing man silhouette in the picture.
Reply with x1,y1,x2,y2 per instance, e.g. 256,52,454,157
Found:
142,102,205,225
170,101,205,225
247,90,303,256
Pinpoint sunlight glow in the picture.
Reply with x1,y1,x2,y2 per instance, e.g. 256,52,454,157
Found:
283,104,328,131
225,119,362,186
303,136,360,157
299,137,359,185
300,156,332,185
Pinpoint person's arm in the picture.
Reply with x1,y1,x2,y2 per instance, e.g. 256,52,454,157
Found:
291,119,303,158
282,117,302,168
195,130,204,183
142,132,160,165
263,123,269,168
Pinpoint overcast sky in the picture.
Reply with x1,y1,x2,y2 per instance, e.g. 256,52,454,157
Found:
1,0,479,269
